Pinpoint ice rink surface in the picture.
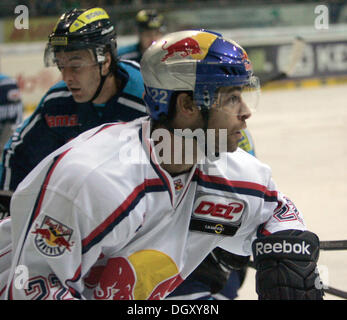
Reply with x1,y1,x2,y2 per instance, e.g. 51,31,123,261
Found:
236,83,347,300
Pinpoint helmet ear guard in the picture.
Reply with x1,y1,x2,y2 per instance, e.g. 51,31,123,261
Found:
143,86,175,121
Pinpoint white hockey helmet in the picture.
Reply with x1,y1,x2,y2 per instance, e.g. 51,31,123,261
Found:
140,29,259,121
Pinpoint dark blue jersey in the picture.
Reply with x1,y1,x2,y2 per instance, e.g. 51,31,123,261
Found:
0,61,146,191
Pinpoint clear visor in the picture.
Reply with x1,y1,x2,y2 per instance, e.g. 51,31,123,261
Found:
44,43,105,68
214,76,260,116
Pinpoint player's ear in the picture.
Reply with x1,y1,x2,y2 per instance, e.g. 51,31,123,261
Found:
101,52,112,76
176,93,195,116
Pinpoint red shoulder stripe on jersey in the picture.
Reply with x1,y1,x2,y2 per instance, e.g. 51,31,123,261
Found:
195,168,277,195
194,168,278,202
81,178,166,255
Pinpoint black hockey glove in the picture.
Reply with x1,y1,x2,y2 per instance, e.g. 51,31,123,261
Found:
252,229,324,300
211,247,250,270
189,250,230,294
190,248,250,293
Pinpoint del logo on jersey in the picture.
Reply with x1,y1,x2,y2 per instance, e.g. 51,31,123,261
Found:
190,194,245,236
32,215,74,257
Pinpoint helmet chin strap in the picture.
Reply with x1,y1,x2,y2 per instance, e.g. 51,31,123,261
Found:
199,94,222,161
199,107,210,134
198,107,216,160
166,106,214,160
151,103,219,164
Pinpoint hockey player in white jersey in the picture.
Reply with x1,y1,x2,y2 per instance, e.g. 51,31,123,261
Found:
0,30,323,300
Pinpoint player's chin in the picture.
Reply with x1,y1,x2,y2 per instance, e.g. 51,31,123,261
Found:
226,136,240,153
215,142,238,154
71,95,84,103
227,144,239,153
213,136,238,154
71,90,89,103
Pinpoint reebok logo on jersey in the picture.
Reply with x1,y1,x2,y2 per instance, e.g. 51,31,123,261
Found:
254,240,311,256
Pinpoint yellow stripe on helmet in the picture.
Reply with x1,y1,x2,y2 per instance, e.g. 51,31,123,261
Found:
69,8,109,33
190,32,218,60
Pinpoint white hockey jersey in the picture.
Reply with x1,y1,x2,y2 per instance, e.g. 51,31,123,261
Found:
0,117,305,300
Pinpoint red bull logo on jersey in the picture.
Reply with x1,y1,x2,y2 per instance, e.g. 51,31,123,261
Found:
32,215,74,256
161,32,218,62
84,250,183,300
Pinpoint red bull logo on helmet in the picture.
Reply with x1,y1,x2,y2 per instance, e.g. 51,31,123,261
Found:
161,37,202,62
32,215,74,257
161,31,218,62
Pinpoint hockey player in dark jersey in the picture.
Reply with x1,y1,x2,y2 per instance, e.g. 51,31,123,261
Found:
0,7,147,196
118,9,166,63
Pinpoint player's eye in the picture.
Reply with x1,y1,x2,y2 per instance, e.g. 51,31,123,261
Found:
231,95,241,104
224,94,241,107
71,64,82,71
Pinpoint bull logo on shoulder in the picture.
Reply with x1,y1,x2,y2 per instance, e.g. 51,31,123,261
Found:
32,215,74,256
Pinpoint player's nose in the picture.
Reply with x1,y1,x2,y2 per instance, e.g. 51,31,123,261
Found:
238,102,252,121
61,67,74,83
